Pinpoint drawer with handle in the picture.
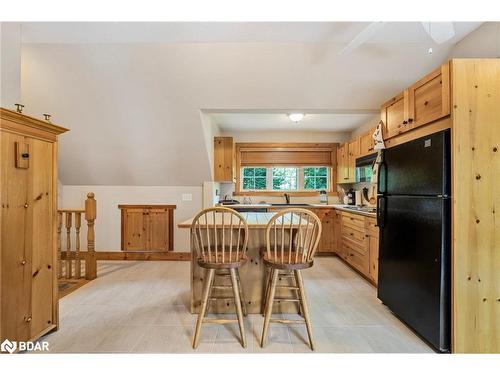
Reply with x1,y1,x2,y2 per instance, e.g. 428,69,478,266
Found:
343,241,369,275
341,212,365,230
342,225,366,246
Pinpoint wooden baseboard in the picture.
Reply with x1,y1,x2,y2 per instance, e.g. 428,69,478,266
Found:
96,251,192,261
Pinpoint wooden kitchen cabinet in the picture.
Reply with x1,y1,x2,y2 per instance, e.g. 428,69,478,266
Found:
1,108,68,345
407,63,450,130
119,205,176,251
214,136,234,182
380,62,450,142
359,128,376,156
333,210,343,255
337,138,359,185
336,143,347,183
380,91,407,139
366,217,379,284
310,209,335,253
339,210,379,285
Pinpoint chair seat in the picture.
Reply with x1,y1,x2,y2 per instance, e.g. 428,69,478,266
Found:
197,253,248,269
262,252,313,270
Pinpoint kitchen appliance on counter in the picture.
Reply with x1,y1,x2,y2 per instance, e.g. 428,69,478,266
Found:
377,129,451,353
346,188,356,205
355,153,377,183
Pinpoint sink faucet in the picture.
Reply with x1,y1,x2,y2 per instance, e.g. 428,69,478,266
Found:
283,193,290,205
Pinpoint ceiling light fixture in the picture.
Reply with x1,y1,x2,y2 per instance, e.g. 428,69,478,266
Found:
288,113,305,123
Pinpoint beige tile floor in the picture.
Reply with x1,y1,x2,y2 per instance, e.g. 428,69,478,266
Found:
42,257,434,353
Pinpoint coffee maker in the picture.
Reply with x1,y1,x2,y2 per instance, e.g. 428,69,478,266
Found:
347,188,356,205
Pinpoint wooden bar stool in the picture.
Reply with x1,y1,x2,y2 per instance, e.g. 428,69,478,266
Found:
260,208,322,350
190,207,249,349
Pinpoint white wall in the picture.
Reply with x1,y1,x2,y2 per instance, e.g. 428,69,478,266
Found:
1,22,21,108
60,185,203,252
450,22,500,58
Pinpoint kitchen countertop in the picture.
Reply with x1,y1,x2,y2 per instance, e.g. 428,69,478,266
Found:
217,203,377,218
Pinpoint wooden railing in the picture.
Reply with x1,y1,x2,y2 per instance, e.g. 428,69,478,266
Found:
57,192,97,281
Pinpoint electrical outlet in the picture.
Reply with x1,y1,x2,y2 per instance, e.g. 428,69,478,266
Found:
182,193,192,202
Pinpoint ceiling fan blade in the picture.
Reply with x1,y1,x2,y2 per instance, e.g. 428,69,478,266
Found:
421,22,455,44
338,22,386,55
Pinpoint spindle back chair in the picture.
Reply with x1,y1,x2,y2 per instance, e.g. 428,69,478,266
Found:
261,208,322,350
190,207,249,349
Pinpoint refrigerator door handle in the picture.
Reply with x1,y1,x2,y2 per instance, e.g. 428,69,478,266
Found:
377,196,385,228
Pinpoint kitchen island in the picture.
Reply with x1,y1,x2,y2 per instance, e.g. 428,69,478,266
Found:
178,212,303,314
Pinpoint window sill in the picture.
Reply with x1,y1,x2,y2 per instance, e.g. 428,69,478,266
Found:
233,191,338,197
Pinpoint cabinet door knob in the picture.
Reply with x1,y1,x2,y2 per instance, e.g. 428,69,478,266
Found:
24,203,29,208
408,118,414,123
21,260,26,265
25,316,32,323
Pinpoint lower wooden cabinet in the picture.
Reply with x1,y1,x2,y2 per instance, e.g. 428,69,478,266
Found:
337,210,379,285
119,205,176,251
309,208,334,253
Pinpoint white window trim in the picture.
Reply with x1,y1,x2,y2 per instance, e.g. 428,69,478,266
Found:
241,166,329,192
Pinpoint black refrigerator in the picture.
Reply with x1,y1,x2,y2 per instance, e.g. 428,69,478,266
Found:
377,129,451,353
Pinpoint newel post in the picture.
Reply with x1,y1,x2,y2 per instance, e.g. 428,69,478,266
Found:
85,192,97,280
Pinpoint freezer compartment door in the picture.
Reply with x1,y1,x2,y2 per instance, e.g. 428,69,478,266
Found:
377,195,450,352
379,129,450,196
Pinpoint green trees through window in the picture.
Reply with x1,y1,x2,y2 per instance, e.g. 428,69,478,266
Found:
242,167,267,190
241,166,329,191
304,167,328,190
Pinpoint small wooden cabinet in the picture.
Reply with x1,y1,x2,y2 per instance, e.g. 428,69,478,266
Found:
308,208,334,253
333,210,343,255
407,63,450,130
214,136,234,182
380,62,450,141
119,205,176,251
1,108,68,344
359,128,377,157
380,91,407,139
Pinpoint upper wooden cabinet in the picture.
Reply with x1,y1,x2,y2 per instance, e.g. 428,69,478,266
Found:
359,128,376,156
336,143,347,183
119,205,176,251
381,62,450,140
214,137,234,182
380,91,407,139
407,63,450,129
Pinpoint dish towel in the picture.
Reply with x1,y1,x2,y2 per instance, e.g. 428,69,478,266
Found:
373,120,385,150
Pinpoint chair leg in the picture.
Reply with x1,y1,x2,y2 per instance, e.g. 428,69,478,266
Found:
193,268,215,349
236,268,248,317
295,269,315,351
261,267,271,316
260,268,279,348
230,268,247,348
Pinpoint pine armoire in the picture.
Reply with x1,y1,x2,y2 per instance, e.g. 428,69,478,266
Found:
0,107,68,345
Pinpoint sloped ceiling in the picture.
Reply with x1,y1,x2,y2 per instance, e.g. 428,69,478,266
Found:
19,22,483,186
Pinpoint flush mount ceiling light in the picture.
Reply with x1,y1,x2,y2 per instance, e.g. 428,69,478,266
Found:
287,113,305,123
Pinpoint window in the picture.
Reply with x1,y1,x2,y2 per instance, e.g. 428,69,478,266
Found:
272,167,298,191
240,166,329,192
304,167,328,190
242,167,267,190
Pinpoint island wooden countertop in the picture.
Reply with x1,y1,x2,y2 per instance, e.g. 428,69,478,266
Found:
178,211,310,229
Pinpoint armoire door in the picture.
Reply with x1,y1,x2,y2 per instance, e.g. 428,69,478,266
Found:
123,209,148,250
0,132,31,342
29,138,55,337
147,209,170,251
